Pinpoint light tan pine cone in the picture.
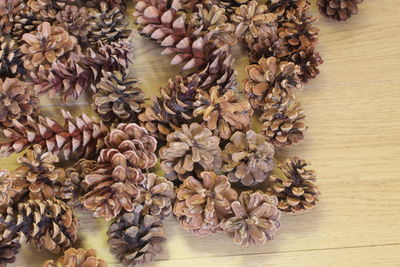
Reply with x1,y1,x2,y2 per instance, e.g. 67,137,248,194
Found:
268,157,320,214
222,130,275,186
0,37,26,80
43,248,107,267
221,191,281,246
173,171,237,236
0,207,21,266
317,0,363,21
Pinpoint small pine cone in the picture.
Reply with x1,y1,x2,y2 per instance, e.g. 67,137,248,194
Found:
221,191,281,246
0,207,21,266
43,248,107,267
87,2,130,47
0,0,25,35
243,56,302,110
86,0,127,9
260,97,306,147
291,46,323,83
20,22,78,71
25,0,57,22
16,199,78,254
0,38,26,80
55,5,90,43
222,130,275,186
159,123,222,181
268,0,311,20
317,0,363,21
92,71,145,125
0,170,15,214
193,86,253,140
108,205,165,266
0,78,40,129
10,3,41,41
174,171,237,236
219,0,250,14
268,157,320,214
136,173,175,218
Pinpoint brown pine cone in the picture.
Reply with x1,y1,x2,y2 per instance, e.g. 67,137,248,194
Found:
108,205,165,266
0,0,25,35
222,130,275,186
219,0,250,14
0,37,26,80
25,0,58,23
55,5,89,43
221,191,281,246
268,0,311,20
317,0,363,21
268,157,320,213
16,199,78,254
260,97,306,147
10,3,41,42
0,78,40,129
174,171,237,236
87,0,127,9
43,248,107,267
159,123,222,181
92,71,145,125
0,207,21,266
291,46,323,83
193,86,253,140
0,170,15,214
20,22,78,71
243,56,302,110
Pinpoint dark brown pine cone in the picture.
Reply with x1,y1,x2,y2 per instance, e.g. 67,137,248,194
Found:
268,157,320,214
290,46,323,83
10,3,41,42
174,171,237,236
0,207,20,266
43,248,107,267
317,0,363,21
16,199,78,254
0,0,25,35
0,38,26,80
221,191,281,246
222,130,275,186
268,0,311,20
55,5,90,43
108,205,165,266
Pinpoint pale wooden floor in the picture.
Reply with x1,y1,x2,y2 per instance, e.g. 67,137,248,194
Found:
6,1,400,266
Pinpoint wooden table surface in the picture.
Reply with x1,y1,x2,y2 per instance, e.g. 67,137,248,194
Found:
6,1,400,266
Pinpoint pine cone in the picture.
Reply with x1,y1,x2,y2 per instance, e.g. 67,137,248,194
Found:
291,46,323,83
174,171,237,236
87,2,130,47
317,0,363,21
10,3,41,42
0,78,40,129
0,171,14,214
159,123,222,181
108,205,165,266
268,0,311,20
43,248,107,267
0,207,20,266
219,0,250,15
55,5,89,43
193,86,253,140
0,0,25,35
20,21,78,71
25,0,62,23
268,157,320,213
92,71,145,125
0,37,25,80
221,191,281,246
222,130,275,186
260,97,306,147
16,199,78,254
0,110,108,159
243,56,302,109
87,0,127,9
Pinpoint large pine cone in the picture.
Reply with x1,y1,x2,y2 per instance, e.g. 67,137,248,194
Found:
173,171,237,236
0,78,39,129
222,130,275,186
0,37,25,80
159,123,222,181
16,199,78,254
268,157,320,214
55,5,89,43
0,207,21,266
108,205,165,266
317,0,363,21
43,248,107,267
221,191,281,246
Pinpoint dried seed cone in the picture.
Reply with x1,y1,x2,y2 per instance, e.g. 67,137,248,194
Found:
221,191,281,246
16,199,78,254
108,205,165,266
56,5,89,43
0,170,15,214
43,248,107,267
268,157,320,214
222,131,275,186
0,38,25,80
10,3,42,42
0,207,21,266
159,123,222,181
174,171,237,236
291,46,323,83
317,0,363,21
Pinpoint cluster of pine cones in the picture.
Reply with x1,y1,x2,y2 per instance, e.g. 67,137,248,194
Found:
0,0,363,266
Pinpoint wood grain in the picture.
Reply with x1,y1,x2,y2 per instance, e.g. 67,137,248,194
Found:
5,1,400,266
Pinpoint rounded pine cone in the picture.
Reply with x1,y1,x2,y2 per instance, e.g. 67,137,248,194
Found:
43,248,107,267
291,46,323,84
16,199,78,254
221,191,281,246
222,130,275,186
108,205,165,266
317,0,363,21
55,5,89,43
0,38,26,80
173,171,237,236
0,207,21,266
268,157,320,214
159,123,222,181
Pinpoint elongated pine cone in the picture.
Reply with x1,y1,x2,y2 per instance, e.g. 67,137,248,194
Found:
317,0,363,21
0,78,39,128
222,131,275,186
16,199,78,254
0,207,20,266
43,248,107,267
174,171,237,236
268,157,320,214
159,123,222,181
0,38,25,80
221,191,281,246
108,205,165,266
